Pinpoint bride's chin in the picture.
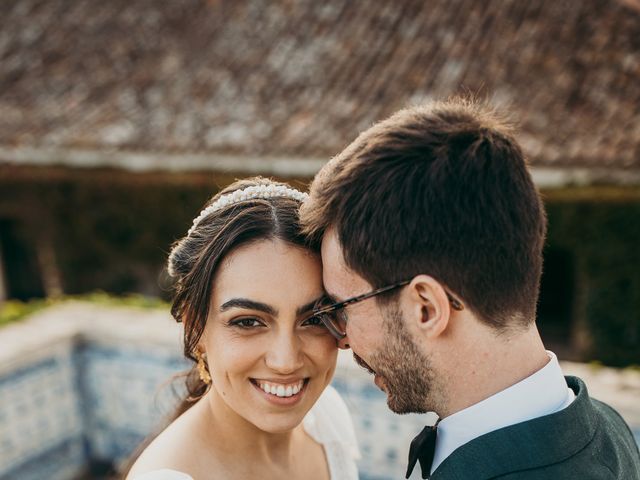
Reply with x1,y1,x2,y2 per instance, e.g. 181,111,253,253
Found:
246,382,320,433
247,407,309,434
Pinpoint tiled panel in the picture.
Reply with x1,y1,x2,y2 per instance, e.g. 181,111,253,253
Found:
331,372,437,480
0,350,84,478
0,437,86,480
77,343,187,463
0,303,437,480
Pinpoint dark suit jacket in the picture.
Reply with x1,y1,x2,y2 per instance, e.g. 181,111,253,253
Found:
430,376,640,479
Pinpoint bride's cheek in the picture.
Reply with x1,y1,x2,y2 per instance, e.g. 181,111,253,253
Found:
302,330,338,355
305,335,339,377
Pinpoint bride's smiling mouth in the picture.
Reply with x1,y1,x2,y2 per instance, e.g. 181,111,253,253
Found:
249,377,310,405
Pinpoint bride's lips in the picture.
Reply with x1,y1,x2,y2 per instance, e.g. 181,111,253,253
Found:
249,378,310,406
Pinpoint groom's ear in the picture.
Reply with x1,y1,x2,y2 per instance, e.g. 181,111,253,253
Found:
403,275,452,338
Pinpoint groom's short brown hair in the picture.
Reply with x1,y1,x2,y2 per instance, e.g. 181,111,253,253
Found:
300,99,547,329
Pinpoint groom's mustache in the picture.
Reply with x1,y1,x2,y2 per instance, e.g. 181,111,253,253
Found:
353,352,376,376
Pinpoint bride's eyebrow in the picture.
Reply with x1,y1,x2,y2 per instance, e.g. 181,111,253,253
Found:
219,296,326,317
296,295,325,316
219,298,277,316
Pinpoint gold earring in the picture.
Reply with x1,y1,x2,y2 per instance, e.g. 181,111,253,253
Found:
194,349,212,385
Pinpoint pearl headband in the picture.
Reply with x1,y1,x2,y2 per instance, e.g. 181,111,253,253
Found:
187,184,309,236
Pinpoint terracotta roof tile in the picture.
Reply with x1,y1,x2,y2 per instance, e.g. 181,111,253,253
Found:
0,0,638,169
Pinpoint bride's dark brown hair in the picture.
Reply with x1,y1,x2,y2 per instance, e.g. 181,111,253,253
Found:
168,176,317,409
122,177,317,477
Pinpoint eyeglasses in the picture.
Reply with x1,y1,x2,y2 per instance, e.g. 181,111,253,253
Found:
311,279,464,340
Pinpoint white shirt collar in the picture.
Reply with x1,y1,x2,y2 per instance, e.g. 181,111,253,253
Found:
431,351,575,474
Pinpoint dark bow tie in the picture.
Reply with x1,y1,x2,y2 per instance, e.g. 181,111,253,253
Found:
406,422,438,479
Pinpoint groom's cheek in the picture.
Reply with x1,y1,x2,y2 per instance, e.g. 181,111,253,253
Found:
345,322,377,361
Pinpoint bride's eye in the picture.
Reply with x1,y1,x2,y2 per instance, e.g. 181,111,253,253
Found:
301,315,327,328
229,317,265,329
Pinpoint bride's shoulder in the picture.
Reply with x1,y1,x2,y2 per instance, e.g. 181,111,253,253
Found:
128,469,194,480
313,385,353,424
125,426,194,480
125,406,202,480
305,385,359,454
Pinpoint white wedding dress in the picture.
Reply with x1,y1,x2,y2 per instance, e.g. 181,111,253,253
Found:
132,385,360,480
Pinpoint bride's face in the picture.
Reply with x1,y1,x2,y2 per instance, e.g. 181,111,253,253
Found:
201,239,338,433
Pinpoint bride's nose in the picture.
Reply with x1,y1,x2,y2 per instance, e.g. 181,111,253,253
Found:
264,331,304,373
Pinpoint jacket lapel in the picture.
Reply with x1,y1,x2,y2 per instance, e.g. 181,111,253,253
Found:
431,377,595,480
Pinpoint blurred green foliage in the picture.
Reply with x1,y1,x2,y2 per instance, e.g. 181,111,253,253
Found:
0,298,51,327
0,292,169,327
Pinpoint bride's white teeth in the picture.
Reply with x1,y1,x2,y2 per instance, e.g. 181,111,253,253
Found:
256,380,306,397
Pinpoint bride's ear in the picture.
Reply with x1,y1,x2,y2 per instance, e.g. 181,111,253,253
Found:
402,275,452,339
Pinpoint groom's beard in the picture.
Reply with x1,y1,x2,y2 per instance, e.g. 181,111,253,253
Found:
360,304,442,414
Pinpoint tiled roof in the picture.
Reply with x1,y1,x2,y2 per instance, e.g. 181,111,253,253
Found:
1,0,639,170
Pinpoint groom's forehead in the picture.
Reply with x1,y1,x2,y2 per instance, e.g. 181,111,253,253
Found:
320,228,348,273
320,228,371,297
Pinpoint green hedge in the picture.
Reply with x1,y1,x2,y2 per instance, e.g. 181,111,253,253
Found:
1,178,214,298
2,179,639,366
545,201,640,366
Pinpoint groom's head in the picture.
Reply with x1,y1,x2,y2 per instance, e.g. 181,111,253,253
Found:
300,99,547,414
